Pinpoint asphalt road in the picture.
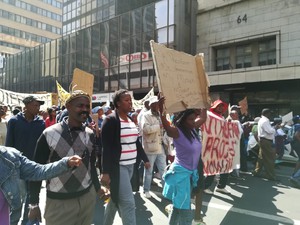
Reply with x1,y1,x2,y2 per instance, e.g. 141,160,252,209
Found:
35,161,299,225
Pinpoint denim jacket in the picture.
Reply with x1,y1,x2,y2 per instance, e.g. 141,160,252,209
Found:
0,146,70,210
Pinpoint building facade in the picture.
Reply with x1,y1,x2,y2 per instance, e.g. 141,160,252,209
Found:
0,0,63,78
1,0,197,98
197,0,300,117
0,0,63,55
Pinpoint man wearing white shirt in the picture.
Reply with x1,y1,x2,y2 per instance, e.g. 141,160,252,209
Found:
253,108,278,181
137,100,150,137
141,96,166,198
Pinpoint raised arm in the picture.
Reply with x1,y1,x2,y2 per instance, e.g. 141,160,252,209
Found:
158,94,179,139
195,109,207,128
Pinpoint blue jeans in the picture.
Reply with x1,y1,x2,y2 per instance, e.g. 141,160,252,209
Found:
93,197,105,225
10,180,29,225
103,200,118,225
169,207,193,225
104,164,136,225
143,151,167,192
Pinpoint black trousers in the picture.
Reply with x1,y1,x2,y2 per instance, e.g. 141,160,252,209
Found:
204,173,229,189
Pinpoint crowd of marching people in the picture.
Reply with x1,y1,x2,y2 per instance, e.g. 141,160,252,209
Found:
0,89,300,225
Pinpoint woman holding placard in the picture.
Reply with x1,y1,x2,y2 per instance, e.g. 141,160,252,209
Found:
158,94,207,225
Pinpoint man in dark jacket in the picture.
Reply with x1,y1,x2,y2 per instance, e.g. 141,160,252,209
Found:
5,96,45,225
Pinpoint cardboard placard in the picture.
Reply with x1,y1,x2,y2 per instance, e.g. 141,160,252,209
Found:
72,68,94,98
150,41,211,113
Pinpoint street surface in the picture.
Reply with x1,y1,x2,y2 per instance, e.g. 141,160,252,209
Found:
34,162,299,225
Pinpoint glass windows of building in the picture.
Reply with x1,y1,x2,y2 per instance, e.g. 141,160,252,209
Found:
214,36,276,71
0,0,62,21
109,17,119,41
143,4,154,32
258,39,276,66
216,48,230,71
155,0,168,29
0,9,62,35
63,0,115,35
0,25,51,44
131,8,142,35
3,0,191,94
115,0,155,15
169,0,174,25
99,21,109,44
0,41,28,51
236,45,252,69
82,28,92,72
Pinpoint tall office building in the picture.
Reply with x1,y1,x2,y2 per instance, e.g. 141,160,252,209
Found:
62,0,159,36
2,0,197,97
0,0,63,63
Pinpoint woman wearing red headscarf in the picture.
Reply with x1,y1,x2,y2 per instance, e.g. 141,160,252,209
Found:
204,100,232,195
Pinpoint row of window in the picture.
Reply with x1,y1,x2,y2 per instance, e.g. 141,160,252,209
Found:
63,6,115,35
0,0,62,22
62,0,174,37
40,0,62,8
0,41,29,51
0,25,52,43
2,0,175,93
0,9,62,35
63,0,113,13
63,4,114,22
215,38,276,71
4,0,62,8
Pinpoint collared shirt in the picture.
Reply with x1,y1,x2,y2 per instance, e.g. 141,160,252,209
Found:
258,115,275,140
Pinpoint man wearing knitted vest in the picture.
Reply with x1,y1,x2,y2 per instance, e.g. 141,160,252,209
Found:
28,90,108,225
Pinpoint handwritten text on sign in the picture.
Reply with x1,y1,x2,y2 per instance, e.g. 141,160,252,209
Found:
150,41,210,113
202,112,241,176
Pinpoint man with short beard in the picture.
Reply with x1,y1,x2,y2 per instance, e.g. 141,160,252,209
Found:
28,90,107,225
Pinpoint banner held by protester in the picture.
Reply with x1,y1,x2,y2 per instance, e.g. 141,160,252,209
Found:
56,81,70,106
132,87,154,110
201,111,241,176
0,88,52,110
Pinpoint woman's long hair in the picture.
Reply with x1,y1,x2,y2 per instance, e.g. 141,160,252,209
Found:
173,109,199,143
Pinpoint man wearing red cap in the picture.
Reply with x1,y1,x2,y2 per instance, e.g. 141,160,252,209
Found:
204,99,232,195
